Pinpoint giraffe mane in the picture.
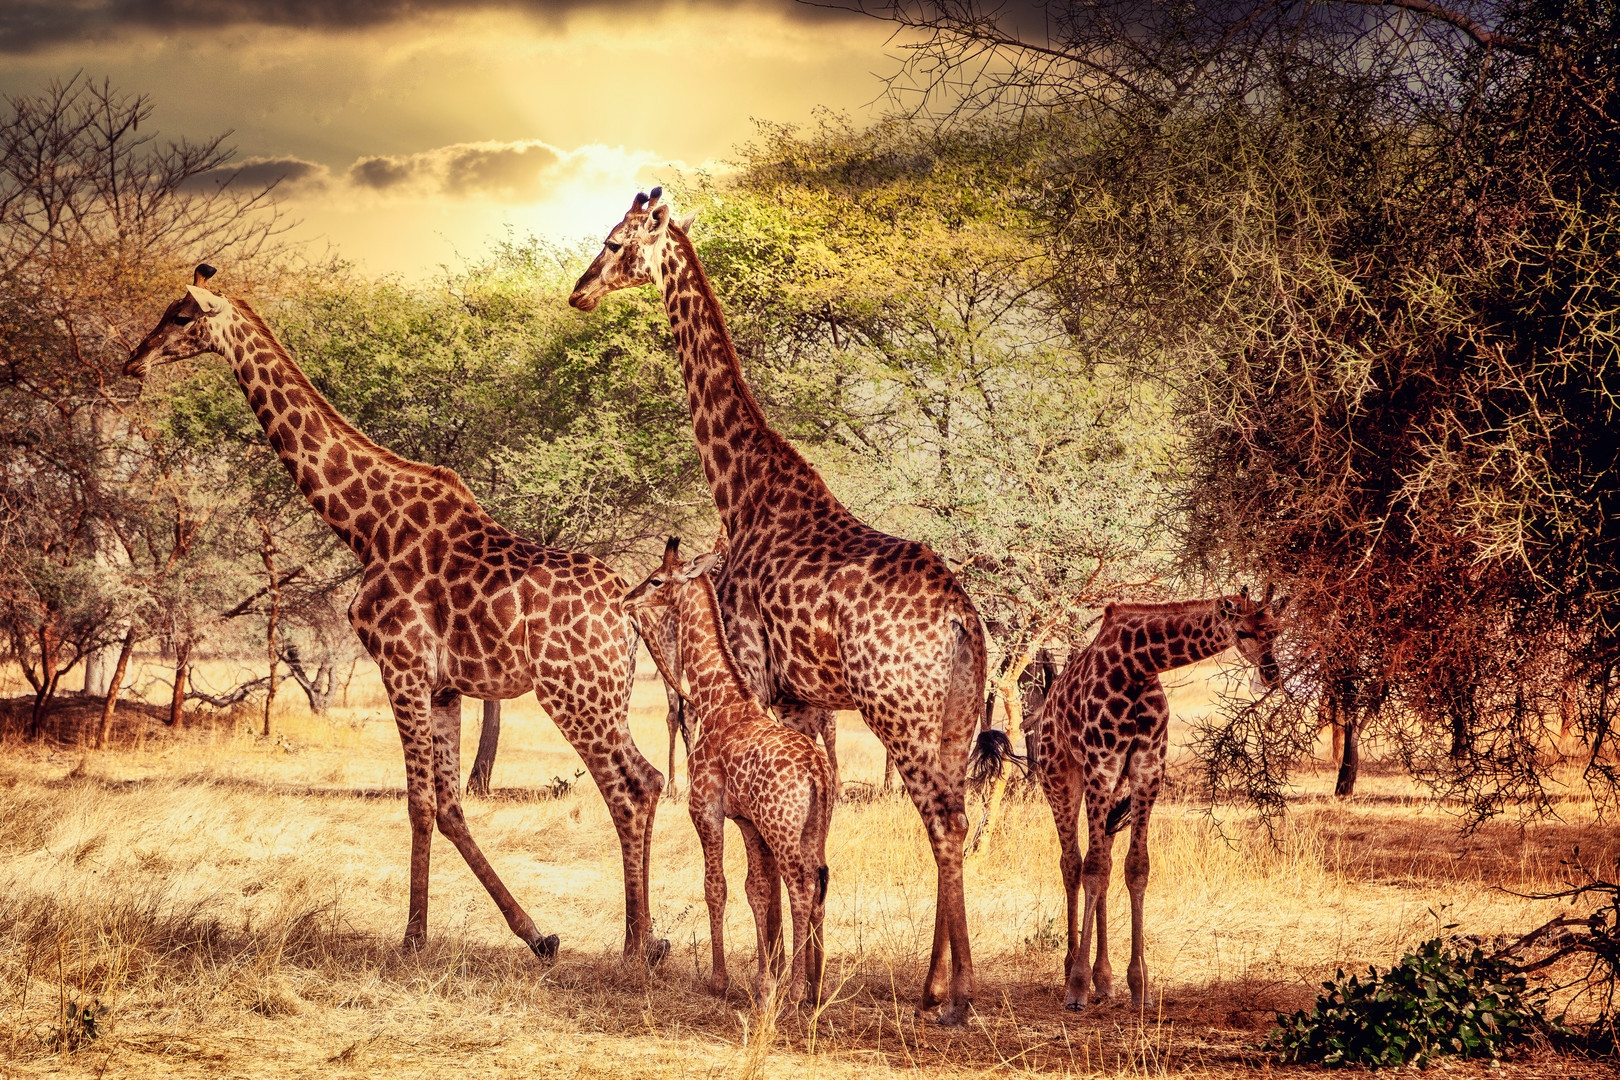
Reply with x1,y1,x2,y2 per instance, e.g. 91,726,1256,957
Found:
691,571,754,697
228,297,477,502
1102,597,1221,620
664,224,836,500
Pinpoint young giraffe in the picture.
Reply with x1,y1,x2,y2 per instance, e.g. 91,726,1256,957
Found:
571,189,986,1024
623,540,833,1005
124,266,666,961
1013,588,1285,1010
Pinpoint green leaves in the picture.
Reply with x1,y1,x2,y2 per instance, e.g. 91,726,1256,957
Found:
1266,937,1561,1067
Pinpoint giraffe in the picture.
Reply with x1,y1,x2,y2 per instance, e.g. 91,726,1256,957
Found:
570,188,986,1024
1003,587,1285,1010
624,538,834,1005
124,265,666,962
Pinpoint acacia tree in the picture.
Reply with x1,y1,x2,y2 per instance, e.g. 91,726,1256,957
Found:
838,0,1619,815
0,75,284,735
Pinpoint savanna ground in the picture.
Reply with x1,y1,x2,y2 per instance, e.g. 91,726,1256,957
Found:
0,654,1612,1079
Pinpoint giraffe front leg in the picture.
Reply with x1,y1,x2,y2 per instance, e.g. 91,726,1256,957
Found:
779,706,838,798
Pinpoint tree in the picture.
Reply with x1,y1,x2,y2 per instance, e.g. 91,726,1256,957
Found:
0,75,284,734
836,1,1620,816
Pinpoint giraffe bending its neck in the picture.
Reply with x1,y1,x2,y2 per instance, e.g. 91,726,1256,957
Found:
125,266,667,963
573,190,987,1024
1017,588,1285,1010
624,539,833,1006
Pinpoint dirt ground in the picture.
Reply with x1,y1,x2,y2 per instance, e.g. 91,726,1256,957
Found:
0,654,1613,1078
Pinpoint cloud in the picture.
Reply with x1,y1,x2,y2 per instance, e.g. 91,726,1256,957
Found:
348,140,563,200
0,0,863,54
182,156,333,198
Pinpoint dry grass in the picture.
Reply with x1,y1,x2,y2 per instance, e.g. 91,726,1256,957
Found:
0,654,1611,1078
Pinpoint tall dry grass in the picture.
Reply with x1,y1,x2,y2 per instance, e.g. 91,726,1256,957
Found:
0,654,1610,1077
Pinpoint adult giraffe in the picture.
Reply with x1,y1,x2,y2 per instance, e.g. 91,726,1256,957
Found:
571,189,987,1024
125,265,665,962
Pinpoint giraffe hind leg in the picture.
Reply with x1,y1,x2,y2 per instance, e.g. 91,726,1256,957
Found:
420,689,552,956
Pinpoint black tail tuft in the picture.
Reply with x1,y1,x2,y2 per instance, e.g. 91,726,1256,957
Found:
816,865,829,905
1104,793,1133,836
968,729,1026,784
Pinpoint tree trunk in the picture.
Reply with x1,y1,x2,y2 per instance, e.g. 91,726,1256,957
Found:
467,699,501,797
28,623,62,739
169,640,191,728
261,527,280,737
96,628,137,748
1334,713,1360,797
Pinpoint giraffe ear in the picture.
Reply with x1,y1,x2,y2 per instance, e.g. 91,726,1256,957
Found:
185,285,228,315
681,550,723,580
675,212,697,233
1270,594,1289,615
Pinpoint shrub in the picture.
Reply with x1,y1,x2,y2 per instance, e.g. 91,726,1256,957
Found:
1267,937,1560,1067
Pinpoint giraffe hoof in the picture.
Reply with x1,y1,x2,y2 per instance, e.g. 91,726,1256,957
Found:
645,938,671,968
935,1001,971,1027
529,934,560,962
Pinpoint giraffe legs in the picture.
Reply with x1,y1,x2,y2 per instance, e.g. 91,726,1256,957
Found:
425,691,554,955
1033,739,1085,1005
548,701,665,961
739,822,782,1004
665,688,690,799
390,686,551,957
690,772,731,995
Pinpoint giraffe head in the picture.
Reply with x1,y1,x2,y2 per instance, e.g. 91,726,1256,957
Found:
1215,585,1287,689
568,187,694,311
124,264,233,380
621,536,723,686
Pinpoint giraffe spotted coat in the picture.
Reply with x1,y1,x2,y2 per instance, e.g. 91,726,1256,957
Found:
125,267,666,961
1022,590,1285,1010
571,190,986,1025
624,540,833,1006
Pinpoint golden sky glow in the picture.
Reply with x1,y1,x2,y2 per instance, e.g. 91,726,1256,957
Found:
0,4,900,277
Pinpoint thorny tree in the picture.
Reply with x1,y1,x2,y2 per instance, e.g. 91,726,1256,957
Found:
836,1,1620,816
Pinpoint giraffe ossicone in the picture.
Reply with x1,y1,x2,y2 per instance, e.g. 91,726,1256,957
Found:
125,265,667,964
571,189,987,1024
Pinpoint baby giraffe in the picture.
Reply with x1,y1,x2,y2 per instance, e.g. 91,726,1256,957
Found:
624,539,834,1006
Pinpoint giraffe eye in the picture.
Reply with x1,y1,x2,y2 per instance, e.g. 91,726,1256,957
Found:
173,314,193,326
604,241,623,254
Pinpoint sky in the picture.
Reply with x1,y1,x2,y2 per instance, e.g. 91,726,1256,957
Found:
0,1,906,278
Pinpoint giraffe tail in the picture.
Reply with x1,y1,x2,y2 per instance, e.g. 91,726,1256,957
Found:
968,729,1026,783
1104,792,1133,836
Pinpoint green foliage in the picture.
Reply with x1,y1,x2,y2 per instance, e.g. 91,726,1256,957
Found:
1267,938,1560,1067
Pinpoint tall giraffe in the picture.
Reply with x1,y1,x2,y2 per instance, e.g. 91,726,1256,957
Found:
1008,588,1285,1010
571,189,987,1024
624,539,834,1005
124,266,666,961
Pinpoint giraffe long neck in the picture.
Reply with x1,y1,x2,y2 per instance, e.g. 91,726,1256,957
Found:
1112,602,1231,680
218,298,452,559
674,576,758,722
657,227,842,535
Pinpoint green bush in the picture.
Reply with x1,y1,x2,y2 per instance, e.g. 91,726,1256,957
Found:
1267,937,1560,1067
